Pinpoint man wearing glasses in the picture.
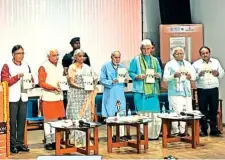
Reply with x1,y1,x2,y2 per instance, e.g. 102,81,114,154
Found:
1,45,31,153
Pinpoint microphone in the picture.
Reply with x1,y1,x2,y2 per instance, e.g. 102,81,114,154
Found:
79,120,85,126
79,120,91,127
180,112,195,117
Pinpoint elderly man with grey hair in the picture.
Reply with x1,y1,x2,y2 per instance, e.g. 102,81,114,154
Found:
128,39,162,140
100,51,127,141
38,48,65,150
163,46,196,136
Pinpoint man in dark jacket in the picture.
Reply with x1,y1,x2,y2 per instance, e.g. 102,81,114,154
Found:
62,37,90,75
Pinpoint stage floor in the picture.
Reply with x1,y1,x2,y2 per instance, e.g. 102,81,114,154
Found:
10,125,225,159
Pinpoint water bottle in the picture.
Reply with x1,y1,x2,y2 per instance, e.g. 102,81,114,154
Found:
128,109,131,116
162,104,166,113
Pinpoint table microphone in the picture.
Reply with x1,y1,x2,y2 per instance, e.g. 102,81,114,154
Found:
79,120,90,127
180,112,195,117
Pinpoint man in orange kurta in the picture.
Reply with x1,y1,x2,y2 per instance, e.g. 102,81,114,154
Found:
38,49,65,150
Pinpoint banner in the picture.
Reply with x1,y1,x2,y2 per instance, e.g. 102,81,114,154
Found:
160,24,203,64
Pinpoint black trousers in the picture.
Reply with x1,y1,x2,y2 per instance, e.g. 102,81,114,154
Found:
63,91,68,110
197,88,219,133
9,99,27,148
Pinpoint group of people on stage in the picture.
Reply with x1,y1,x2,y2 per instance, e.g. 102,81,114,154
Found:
1,37,224,154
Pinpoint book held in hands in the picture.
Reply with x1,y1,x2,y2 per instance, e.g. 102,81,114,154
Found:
145,68,155,83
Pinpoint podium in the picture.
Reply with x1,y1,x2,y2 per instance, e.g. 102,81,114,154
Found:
0,82,10,158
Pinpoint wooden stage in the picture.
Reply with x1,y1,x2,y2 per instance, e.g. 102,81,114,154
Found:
10,125,225,159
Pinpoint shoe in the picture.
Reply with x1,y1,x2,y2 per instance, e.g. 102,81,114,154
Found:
126,135,132,140
172,133,180,137
210,131,222,137
44,143,54,150
17,145,30,152
149,137,159,140
179,133,190,137
141,134,145,140
112,135,116,143
10,147,18,154
210,133,221,137
120,136,128,141
200,131,208,137
51,142,56,150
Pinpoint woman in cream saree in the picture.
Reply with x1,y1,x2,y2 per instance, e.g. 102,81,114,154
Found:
66,49,98,147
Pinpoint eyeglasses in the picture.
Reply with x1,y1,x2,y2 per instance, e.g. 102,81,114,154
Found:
14,52,25,55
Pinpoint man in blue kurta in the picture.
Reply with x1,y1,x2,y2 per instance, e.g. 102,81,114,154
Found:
128,39,162,139
100,51,127,141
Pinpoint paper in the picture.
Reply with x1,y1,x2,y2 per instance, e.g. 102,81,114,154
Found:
180,66,188,81
48,120,73,128
117,68,127,83
145,69,155,83
58,76,69,91
83,72,94,91
203,63,213,79
22,73,33,89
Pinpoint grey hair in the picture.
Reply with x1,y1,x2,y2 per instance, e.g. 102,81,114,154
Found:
46,48,58,57
111,51,121,58
73,49,84,57
140,39,152,48
172,47,184,55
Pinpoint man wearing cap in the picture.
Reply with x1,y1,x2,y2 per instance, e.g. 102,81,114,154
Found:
128,39,162,139
62,37,91,75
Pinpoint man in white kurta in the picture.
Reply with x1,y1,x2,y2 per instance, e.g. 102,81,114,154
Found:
38,49,65,150
163,47,196,136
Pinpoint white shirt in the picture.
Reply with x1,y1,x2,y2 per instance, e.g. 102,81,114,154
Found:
163,59,196,96
192,58,224,89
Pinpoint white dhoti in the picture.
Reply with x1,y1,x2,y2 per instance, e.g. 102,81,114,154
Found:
168,96,192,134
44,122,56,144
140,112,162,139
112,126,125,137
